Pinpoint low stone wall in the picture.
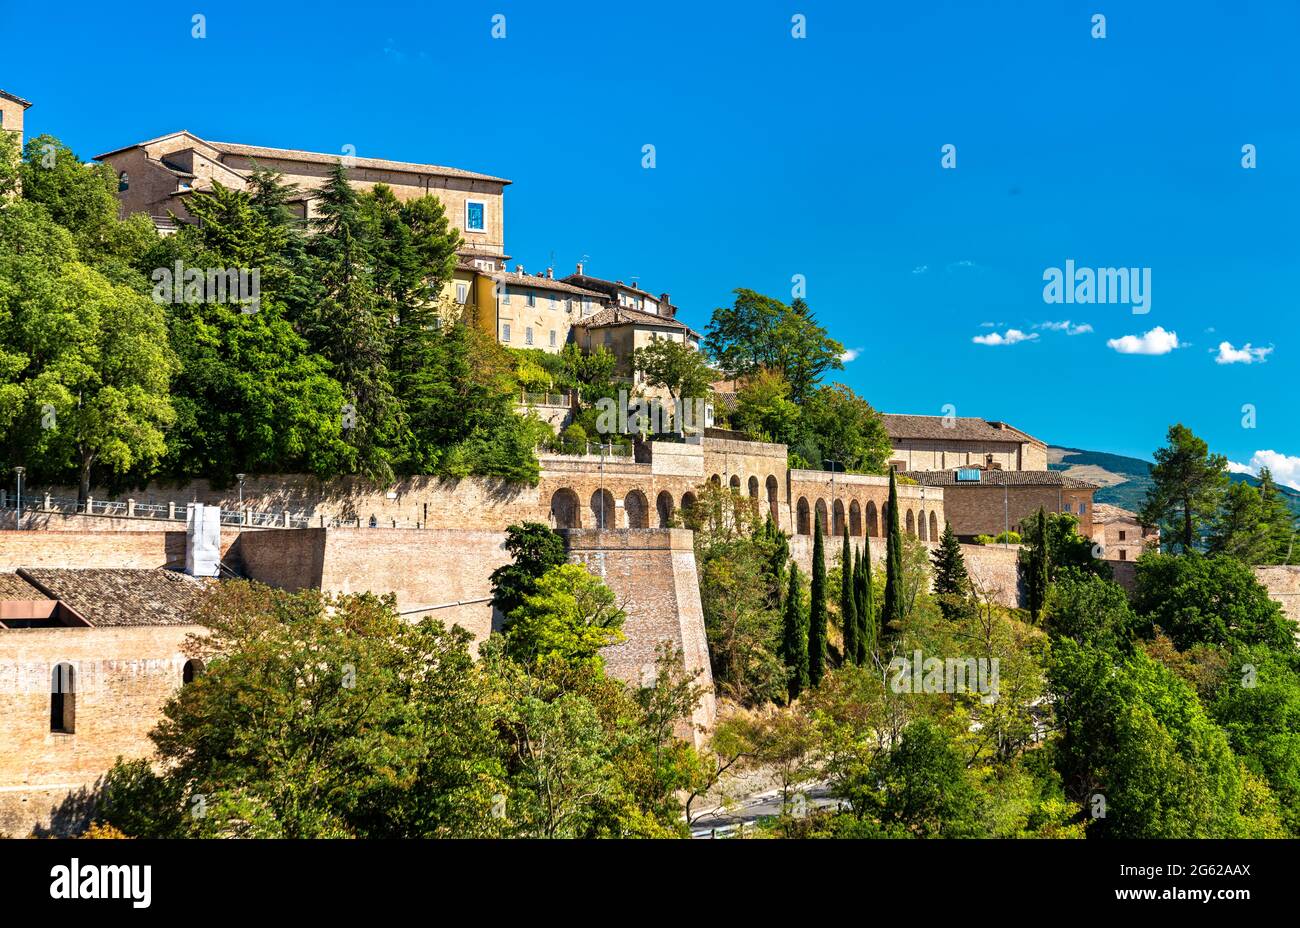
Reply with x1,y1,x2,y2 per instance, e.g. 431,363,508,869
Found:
1256,566,1300,626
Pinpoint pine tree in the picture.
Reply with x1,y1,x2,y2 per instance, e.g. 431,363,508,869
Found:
780,563,809,702
881,469,904,644
931,520,971,621
809,510,828,686
1140,423,1229,553
1258,468,1298,564
840,525,857,665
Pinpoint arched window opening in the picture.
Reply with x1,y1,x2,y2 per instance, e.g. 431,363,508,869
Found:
832,499,846,537
929,511,939,542
118,172,130,192
624,489,649,529
906,509,916,536
183,659,206,684
591,489,615,529
866,501,879,538
815,499,829,535
50,663,75,734
796,497,811,535
849,500,862,537
550,488,581,529
656,490,675,528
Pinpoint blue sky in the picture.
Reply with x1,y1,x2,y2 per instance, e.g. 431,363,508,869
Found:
6,0,1298,480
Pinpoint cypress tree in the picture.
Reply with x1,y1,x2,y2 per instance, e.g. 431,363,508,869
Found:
931,520,971,621
1027,506,1051,623
881,469,904,644
840,525,857,665
857,537,874,661
809,510,828,686
780,563,809,701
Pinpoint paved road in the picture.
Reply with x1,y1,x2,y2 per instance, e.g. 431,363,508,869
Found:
689,784,843,838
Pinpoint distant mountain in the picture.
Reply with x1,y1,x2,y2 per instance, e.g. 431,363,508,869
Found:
1047,446,1300,518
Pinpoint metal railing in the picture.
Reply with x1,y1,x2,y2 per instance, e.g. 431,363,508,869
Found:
0,492,312,528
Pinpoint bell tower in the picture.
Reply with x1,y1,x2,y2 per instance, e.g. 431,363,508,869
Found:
0,89,33,150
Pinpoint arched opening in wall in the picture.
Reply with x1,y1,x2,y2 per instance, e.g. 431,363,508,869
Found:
849,500,862,537
815,499,829,535
624,489,649,529
183,659,205,684
906,509,916,536
832,499,846,536
765,475,779,523
729,474,741,492
797,497,811,535
50,663,75,734
591,489,615,529
748,475,759,500
929,511,939,542
866,501,878,537
550,488,581,529
918,510,929,541
681,491,698,523
656,490,675,528
710,474,721,487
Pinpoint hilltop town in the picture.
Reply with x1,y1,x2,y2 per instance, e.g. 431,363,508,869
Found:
3,89,1299,841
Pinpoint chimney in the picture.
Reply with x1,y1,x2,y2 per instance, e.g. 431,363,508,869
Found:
185,503,222,577
660,293,672,315
546,267,554,279
515,264,524,275
575,262,584,276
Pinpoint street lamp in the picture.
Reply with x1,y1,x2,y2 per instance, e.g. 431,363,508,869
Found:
13,466,25,528
823,459,841,534
236,473,246,524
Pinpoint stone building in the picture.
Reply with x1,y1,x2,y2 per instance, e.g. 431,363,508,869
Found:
0,567,210,836
94,131,512,266
902,468,1096,541
881,414,1048,472
0,89,32,149
1090,503,1158,562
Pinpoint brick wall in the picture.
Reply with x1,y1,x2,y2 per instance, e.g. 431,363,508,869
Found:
0,623,204,836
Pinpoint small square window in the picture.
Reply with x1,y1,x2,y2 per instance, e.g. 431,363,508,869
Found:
1118,530,1126,541
603,331,612,346
1119,549,1127,561
502,323,511,342
466,200,486,232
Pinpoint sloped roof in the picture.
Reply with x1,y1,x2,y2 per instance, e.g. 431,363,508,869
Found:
16,569,213,627
0,573,46,600
881,414,1046,447
902,470,1096,489
94,131,510,185
573,305,700,338
491,270,606,298
0,90,34,108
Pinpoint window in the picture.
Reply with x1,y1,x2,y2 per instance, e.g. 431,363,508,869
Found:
1119,549,1127,561
525,326,534,346
527,291,536,308
50,663,75,734
603,331,612,347
1119,530,1127,541
456,282,469,304
118,172,130,192
474,259,494,271
549,330,557,347
1078,502,1087,514
501,286,511,305
502,323,511,342
465,200,486,232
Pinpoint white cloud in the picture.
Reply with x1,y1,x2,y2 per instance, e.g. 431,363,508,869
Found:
972,328,1038,346
1106,326,1181,355
1228,450,1300,491
840,348,860,363
1037,320,1093,335
911,265,929,275
1214,341,1273,365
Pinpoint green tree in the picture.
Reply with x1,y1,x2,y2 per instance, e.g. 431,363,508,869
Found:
1141,423,1230,553
780,563,810,701
1044,570,1138,654
867,719,980,838
840,526,858,665
632,336,714,421
729,367,801,445
1257,469,1298,564
1022,507,1050,624
704,289,844,402
799,383,891,474
809,510,828,686
1209,480,1279,564
504,563,627,668
931,520,972,621
881,470,904,645
856,538,875,661
1131,552,1297,652
490,522,568,619
105,583,510,838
